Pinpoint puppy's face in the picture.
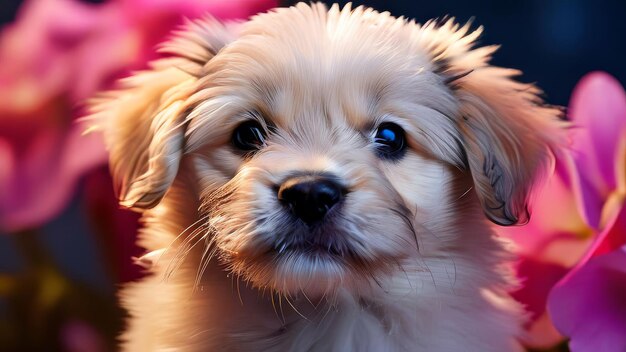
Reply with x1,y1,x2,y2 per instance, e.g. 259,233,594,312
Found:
185,21,466,295
94,4,563,297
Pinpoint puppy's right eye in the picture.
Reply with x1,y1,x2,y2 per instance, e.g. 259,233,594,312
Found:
232,120,266,152
373,122,407,160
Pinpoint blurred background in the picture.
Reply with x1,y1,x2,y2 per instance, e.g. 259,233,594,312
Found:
0,0,624,351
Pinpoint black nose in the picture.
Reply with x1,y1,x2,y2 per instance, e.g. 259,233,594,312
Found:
277,175,345,225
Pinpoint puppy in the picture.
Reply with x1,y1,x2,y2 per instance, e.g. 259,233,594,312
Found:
91,3,564,351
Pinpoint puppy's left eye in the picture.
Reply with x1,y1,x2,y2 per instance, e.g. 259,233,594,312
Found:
373,122,407,159
232,120,266,152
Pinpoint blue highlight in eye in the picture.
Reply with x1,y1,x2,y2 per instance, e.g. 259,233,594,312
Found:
379,128,396,142
373,122,407,160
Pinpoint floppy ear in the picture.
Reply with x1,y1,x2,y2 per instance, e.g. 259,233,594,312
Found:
420,20,566,225
454,67,564,225
88,17,238,210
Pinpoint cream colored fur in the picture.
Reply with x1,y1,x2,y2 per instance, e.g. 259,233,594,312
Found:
90,3,565,351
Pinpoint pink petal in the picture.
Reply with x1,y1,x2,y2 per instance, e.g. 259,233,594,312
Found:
0,0,114,107
511,259,568,323
576,193,626,265
0,139,15,197
568,72,626,229
83,169,142,283
61,319,106,352
498,152,600,348
0,123,107,232
499,155,590,266
548,205,626,351
522,311,564,348
116,0,278,67
120,0,278,20
548,246,626,351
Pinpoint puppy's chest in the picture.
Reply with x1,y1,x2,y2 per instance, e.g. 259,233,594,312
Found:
223,298,405,352
163,264,405,351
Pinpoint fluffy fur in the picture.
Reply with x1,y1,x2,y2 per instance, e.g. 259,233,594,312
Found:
90,3,565,351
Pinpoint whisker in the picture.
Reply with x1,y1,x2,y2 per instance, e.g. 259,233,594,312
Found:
300,289,316,309
285,294,309,321
161,213,211,259
278,293,286,325
318,296,334,324
164,226,210,281
194,235,218,289
456,186,473,200
394,258,413,292
168,224,208,267
193,246,212,290
412,221,459,291
236,275,244,306
389,206,419,253
270,292,283,324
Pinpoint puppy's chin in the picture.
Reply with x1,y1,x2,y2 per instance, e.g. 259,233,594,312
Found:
223,242,390,298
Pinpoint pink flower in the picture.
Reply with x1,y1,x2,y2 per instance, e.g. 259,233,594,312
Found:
83,168,143,283
547,72,626,351
0,0,141,232
61,319,106,352
0,0,276,232
502,156,591,347
499,72,626,349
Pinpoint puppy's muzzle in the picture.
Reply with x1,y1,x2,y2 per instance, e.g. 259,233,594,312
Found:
277,174,347,225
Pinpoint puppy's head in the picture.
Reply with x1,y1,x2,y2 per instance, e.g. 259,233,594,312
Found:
93,4,563,297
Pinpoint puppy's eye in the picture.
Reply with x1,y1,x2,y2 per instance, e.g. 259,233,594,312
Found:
373,122,406,159
232,120,266,152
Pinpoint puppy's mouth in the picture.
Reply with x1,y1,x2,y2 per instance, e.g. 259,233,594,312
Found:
265,216,366,264
215,218,379,294
271,240,357,260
